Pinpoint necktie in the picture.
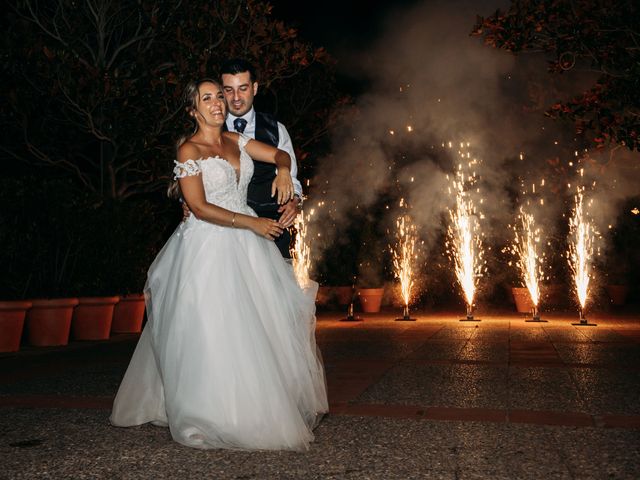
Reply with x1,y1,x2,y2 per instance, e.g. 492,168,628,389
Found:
233,118,247,133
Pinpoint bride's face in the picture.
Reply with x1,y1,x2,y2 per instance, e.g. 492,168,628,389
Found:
195,82,226,126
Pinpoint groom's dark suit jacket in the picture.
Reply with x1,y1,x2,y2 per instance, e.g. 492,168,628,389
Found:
226,112,291,258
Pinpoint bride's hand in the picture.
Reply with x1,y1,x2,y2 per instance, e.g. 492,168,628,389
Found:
249,217,284,240
271,169,294,205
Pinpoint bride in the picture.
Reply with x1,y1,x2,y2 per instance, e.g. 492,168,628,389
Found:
110,78,328,451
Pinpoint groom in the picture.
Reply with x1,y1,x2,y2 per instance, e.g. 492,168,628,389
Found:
221,58,303,259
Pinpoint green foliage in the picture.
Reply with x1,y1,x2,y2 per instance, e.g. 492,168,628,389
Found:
311,203,389,288
2,0,342,199
355,211,388,288
0,177,177,299
473,0,640,151
0,0,344,298
70,198,178,296
604,197,640,284
1,177,84,299
314,240,358,287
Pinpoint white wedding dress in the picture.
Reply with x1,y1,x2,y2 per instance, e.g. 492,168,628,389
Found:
110,134,327,450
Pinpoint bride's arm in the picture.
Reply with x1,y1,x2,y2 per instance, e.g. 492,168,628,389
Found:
176,144,284,240
225,132,294,204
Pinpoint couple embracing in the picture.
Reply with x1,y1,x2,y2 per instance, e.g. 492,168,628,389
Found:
110,59,328,451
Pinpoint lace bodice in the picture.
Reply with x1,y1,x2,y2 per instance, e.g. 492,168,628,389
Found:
173,134,255,215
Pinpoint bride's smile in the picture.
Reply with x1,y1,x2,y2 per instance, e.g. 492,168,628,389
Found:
196,83,227,125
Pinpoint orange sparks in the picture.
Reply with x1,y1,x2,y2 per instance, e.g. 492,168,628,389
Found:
446,160,485,308
510,206,545,307
390,202,418,307
292,208,316,288
567,186,595,311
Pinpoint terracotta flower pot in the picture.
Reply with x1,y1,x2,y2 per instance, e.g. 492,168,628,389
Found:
0,300,32,352
72,296,120,340
357,287,384,313
511,287,534,313
26,298,79,346
333,286,353,306
111,294,145,333
606,285,629,306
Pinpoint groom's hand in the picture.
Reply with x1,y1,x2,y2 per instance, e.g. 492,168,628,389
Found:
181,202,191,222
277,196,301,227
271,169,294,205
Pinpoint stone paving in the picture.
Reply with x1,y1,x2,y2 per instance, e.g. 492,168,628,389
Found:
1,309,639,479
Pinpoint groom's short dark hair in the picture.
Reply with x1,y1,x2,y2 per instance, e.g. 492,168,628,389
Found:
220,58,257,83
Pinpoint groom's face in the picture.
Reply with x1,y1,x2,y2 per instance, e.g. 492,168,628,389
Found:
222,71,258,117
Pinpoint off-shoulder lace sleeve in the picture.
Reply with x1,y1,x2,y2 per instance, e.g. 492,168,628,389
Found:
173,159,201,179
237,133,251,151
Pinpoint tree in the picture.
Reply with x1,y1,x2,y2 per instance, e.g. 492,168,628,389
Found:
472,0,640,151
2,0,341,199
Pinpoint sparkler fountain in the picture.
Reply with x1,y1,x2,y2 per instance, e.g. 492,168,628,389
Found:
445,146,486,322
338,274,361,322
293,204,361,321
510,203,547,322
568,183,597,326
340,283,362,322
390,199,419,321
292,208,315,289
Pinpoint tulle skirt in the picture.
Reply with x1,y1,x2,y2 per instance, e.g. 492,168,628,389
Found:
110,218,328,450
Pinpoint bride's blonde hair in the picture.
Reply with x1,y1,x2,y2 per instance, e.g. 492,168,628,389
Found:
167,78,221,200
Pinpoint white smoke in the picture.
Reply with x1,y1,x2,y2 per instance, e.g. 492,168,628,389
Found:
306,0,640,293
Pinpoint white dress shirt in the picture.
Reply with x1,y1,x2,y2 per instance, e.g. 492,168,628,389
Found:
226,108,302,198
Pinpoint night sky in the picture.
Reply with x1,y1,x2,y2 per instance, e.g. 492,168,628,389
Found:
271,0,425,90
270,0,499,93
271,0,422,50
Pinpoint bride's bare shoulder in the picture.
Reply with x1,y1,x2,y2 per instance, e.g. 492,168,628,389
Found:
177,140,202,163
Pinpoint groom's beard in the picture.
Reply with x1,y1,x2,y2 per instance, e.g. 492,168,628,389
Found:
228,100,250,117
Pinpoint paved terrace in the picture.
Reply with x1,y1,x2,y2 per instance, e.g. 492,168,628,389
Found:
1,309,639,479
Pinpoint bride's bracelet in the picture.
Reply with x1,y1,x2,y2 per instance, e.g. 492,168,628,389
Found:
231,213,236,228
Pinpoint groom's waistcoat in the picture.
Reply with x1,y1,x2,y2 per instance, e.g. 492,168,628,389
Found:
226,111,291,258
246,112,281,219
